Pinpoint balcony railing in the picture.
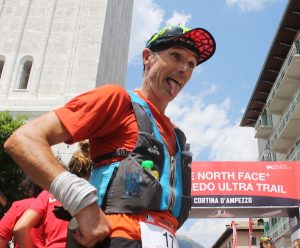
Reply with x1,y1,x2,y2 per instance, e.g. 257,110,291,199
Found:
255,112,273,130
269,86,300,149
266,218,290,241
258,143,276,161
286,138,300,160
266,38,300,110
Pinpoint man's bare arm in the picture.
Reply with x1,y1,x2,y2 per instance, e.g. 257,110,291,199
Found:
4,111,111,246
4,111,70,189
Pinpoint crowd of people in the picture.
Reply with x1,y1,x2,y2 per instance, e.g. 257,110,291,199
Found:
259,236,300,248
0,141,92,247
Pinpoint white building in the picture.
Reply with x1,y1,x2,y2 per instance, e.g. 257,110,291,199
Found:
241,0,300,247
0,0,133,162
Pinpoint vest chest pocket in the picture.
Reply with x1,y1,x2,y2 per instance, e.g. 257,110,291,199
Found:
103,156,162,214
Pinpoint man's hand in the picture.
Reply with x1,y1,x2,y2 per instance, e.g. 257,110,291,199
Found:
73,203,112,247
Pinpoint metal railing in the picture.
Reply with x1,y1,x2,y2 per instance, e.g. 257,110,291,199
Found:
269,86,300,148
286,138,300,160
266,218,290,241
266,38,300,109
258,145,276,161
255,112,273,130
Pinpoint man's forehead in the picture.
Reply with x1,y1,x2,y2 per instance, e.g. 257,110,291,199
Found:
167,46,198,62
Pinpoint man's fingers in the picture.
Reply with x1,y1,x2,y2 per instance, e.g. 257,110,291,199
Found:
72,204,112,247
72,229,99,247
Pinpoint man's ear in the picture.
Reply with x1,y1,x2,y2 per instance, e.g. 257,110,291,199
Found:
142,48,153,68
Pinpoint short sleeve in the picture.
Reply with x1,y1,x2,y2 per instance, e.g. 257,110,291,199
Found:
54,84,132,143
28,191,49,221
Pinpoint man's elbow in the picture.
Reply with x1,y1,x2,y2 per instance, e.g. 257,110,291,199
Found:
4,129,23,156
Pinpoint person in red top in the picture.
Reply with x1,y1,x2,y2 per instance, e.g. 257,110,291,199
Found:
13,149,92,248
0,178,44,248
13,190,69,248
4,24,216,247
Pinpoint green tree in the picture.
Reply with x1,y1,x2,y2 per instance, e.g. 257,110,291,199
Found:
0,111,28,218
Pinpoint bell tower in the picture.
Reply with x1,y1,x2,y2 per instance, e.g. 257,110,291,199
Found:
0,0,134,161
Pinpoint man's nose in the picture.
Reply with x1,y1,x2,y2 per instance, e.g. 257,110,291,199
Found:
178,62,190,75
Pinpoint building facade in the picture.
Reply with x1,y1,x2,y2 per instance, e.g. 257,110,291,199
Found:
241,0,300,247
212,221,264,248
0,0,133,162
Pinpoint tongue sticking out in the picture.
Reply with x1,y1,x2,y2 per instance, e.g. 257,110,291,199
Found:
167,78,179,96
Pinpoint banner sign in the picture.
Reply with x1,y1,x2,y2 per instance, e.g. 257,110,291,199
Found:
191,161,300,208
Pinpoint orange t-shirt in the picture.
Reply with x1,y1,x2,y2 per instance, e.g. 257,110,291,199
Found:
54,84,178,240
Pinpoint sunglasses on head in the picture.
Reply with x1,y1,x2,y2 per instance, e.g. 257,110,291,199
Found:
146,25,191,48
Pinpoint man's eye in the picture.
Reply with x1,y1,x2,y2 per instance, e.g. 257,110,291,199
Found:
189,61,196,69
171,53,180,60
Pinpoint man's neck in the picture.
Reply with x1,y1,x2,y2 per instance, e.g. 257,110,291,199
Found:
138,87,167,114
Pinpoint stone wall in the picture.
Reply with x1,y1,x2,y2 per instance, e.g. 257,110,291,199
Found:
0,0,133,163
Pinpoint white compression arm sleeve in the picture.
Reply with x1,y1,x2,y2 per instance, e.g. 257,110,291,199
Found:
49,171,98,216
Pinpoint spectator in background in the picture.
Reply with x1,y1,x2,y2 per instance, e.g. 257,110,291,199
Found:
293,239,300,248
0,177,44,248
13,149,93,247
260,236,276,248
68,147,92,181
78,140,90,159
13,190,69,248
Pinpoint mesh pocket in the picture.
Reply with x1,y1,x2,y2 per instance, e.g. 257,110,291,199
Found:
103,156,162,214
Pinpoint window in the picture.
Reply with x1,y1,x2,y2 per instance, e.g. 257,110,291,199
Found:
0,58,4,80
257,219,264,226
252,237,257,245
18,60,33,89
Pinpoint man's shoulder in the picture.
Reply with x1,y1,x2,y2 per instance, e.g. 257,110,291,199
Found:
90,84,130,102
96,84,127,94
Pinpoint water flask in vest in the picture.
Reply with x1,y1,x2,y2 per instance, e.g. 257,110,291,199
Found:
141,160,159,180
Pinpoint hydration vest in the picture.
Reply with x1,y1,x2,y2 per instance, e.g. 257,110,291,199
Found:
90,91,192,228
